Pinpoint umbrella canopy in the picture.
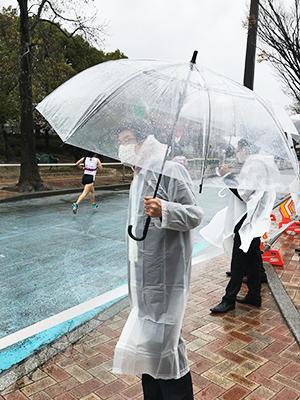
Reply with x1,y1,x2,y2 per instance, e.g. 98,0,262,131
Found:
269,105,300,145
291,115,300,143
267,104,299,166
37,57,300,194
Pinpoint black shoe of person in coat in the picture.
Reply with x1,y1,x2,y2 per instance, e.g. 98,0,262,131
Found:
210,301,235,314
236,295,261,307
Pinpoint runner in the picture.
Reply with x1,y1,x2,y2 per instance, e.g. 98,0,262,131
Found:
72,152,103,214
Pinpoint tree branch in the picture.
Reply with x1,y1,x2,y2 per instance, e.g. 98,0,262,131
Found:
257,0,300,105
31,0,48,31
29,0,105,47
38,18,82,38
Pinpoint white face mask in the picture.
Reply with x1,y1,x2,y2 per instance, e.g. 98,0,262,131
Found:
118,144,136,166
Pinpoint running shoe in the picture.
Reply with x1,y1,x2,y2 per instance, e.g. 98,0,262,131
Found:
92,203,98,209
72,203,78,214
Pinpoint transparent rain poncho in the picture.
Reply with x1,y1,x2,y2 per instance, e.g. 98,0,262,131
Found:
37,58,300,194
112,146,203,379
290,115,300,143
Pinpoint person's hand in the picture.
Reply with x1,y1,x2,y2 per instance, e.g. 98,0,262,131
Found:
144,196,162,218
218,165,230,176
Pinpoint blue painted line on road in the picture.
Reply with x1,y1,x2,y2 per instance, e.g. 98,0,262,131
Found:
0,295,126,373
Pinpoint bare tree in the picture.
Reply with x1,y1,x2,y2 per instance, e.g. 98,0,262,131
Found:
16,0,105,191
257,0,300,111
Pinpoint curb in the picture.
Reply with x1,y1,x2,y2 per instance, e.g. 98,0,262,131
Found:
0,297,129,393
0,184,130,204
264,261,300,345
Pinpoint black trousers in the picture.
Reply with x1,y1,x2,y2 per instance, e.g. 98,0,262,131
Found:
223,230,262,304
142,372,193,400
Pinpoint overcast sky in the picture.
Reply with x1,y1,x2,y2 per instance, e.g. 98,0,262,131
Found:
0,0,293,111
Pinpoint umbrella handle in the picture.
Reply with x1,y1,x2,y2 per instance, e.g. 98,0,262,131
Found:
128,216,151,241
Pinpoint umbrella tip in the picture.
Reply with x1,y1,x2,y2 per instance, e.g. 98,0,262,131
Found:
190,50,198,64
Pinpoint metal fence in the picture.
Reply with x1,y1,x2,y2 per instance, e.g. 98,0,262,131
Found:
0,162,130,182
0,163,122,167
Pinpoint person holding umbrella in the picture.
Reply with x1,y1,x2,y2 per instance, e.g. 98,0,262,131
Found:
113,127,203,400
36,49,300,321
201,139,278,313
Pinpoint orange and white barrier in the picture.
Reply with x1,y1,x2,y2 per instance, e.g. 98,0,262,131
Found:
285,221,300,235
278,198,295,228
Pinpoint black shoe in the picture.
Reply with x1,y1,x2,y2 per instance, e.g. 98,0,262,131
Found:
226,271,232,277
261,274,268,283
295,248,300,253
236,296,261,307
210,301,235,314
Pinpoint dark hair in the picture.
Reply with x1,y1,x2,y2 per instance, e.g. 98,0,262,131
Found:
237,138,250,149
237,138,258,154
86,151,96,158
225,144,235,158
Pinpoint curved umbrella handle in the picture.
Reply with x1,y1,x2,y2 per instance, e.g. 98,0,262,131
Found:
128,216,151,241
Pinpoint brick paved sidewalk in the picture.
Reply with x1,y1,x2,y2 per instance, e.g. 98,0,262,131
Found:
1,252,299,400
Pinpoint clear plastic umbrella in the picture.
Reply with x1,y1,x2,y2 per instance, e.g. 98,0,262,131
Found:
37,52,300,196
267,104,300,165
291,115,300,143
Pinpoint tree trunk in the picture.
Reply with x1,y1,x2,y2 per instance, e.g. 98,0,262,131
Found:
0,124,9,162
3,128,9,162
45,128,50,152
244,0,259,90
17,0,44,191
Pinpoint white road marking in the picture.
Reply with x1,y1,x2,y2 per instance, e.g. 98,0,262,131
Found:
0,284,128,351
